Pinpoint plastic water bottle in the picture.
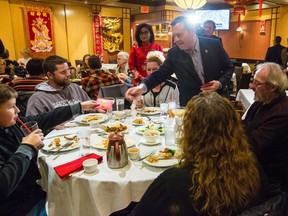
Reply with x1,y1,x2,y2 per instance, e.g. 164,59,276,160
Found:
164,118,176,146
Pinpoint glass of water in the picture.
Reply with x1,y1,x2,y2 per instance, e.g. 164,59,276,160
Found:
78,129,91,156
160,103,169,120
116,97,125,111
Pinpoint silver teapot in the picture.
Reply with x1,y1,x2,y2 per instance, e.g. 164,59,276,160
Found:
107,133,128,169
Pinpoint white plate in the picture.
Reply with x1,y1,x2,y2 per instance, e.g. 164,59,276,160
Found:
100,121,130,134
131,117,147,126
90,134,139,150
74,113,108,124
138,107,161,116
140,137,163,146
136,124,164,135
142,157,179,167
43,135,79,152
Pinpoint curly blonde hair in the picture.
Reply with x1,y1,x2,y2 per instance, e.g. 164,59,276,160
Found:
180,92,260,215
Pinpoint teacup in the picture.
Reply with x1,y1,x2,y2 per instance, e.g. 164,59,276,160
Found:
82,158,98,173
128,147,140,160
143,130,160,143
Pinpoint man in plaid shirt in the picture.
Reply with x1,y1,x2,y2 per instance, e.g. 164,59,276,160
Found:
82,55,121,99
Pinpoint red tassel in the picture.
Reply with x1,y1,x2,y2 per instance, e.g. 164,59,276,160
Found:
259,0,263,17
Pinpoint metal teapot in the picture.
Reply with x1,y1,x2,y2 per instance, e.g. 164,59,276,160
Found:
107,132,128,169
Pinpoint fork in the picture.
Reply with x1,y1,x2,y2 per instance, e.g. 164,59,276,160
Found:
138,149,157,161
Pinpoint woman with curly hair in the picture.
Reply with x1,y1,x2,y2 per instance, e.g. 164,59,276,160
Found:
128,23,163,86
127,92,268,216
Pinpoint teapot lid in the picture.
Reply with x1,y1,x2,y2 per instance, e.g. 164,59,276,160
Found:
108,132,124,140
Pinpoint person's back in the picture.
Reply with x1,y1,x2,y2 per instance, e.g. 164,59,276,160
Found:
265,36,286,66
81,55,121,99
128,92,267,216
12,58,46,92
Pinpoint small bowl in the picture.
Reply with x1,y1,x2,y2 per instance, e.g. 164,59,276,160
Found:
143,130,160,143
114,111,125,118
82,158,98,173
124,109,132,117
128,147,140,160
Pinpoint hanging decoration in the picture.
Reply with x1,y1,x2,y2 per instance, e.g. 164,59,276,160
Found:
174,0,207,10
102,17,123,53
225,0,255,31
93,14,103,61
258,0,263,17
23,4,55,58
260,20,266,34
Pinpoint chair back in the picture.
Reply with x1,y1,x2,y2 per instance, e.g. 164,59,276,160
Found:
16,91,34,116
98,84,130,110
237,73,252,91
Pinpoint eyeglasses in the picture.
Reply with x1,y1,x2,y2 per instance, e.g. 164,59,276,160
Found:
252,80,268,87
139,31,149,36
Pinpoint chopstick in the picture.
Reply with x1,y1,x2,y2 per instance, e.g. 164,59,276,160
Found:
17,117,32,133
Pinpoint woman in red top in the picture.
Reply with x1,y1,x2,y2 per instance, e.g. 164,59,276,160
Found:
129,23,163,86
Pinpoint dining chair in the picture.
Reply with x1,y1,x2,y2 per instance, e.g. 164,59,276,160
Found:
98,84,130,110
16,91,34,116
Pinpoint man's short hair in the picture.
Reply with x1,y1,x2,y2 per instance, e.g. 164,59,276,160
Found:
275,36,282,44
204,20,216,29
43,55,67,75
88,55,102,70
26,58,44,76
257,62,288,94
171,16,196,32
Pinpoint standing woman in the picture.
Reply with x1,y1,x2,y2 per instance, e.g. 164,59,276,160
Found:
129,23,163,86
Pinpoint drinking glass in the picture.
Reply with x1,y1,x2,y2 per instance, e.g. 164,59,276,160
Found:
78,129,91,156
116,97,124,111
20,121,39,135
160,103,169,120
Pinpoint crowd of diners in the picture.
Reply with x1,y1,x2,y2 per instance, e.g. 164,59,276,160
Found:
0,15,288,216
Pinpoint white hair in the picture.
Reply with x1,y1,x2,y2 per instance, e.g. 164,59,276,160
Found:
117,51,129,60
146,51,165,64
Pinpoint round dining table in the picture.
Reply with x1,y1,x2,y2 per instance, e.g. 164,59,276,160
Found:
38,114,179,216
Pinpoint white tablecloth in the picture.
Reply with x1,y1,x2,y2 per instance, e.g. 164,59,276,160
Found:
38,116,173,216
236,89,288,110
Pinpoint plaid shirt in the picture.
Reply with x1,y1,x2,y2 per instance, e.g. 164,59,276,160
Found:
81,69,121,99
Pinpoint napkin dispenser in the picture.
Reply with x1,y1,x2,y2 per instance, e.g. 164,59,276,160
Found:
107,132,128,169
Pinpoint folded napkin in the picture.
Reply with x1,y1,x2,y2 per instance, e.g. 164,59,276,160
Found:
54,153,103,179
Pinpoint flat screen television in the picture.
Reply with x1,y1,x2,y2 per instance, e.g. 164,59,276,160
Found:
194,9,230,30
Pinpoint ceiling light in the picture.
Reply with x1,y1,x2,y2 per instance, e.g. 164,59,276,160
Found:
174,0,207,10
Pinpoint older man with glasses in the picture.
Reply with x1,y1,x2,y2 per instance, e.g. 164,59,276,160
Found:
243,62,288,193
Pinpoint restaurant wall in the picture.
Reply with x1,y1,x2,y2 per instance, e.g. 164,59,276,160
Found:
0,0,131,66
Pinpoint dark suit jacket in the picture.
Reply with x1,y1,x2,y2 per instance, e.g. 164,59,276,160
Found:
143,36,234,106
265,43,286,66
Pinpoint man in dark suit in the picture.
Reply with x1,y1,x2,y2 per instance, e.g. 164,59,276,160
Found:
126,16,234,106
265,36,286,67
203,20,223,45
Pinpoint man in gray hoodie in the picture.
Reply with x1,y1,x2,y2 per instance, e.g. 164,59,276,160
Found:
26,55,90,116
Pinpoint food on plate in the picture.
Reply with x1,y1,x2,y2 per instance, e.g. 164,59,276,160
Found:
48,136,78,149
146,148,178,163
133,118,144,125
64,135,77,140
101,138,109,148
142,108,157,113
81,115,102,123
102,123,128,133
143,130,160,143
138,124,164,133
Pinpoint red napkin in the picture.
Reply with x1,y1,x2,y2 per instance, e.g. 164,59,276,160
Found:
54,153,103,179
96,98,113,110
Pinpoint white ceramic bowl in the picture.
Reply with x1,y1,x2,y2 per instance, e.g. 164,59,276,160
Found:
143,130,160,143
82,158,98,173
114,111,125,118
128,147,140,160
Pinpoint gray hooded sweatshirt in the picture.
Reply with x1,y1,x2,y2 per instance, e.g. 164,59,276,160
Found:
26,82,90,116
